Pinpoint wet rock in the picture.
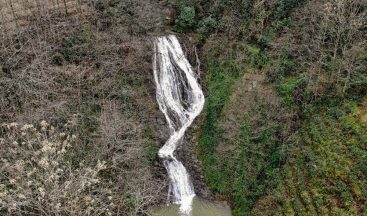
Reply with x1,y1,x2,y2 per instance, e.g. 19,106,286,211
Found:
175,119,213,200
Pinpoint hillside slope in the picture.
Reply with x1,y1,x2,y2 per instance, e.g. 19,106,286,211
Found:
0,0,170,215
166,0,366,215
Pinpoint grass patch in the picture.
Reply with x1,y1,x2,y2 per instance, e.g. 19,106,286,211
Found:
198,42,285,215
277,100,367,214
144,127,158,165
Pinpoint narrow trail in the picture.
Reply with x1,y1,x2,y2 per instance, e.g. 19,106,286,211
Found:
153,35,205,215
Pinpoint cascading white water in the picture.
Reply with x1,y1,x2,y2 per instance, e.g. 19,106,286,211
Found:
153,35,205,215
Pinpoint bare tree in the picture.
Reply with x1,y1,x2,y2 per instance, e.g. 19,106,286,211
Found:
292,0,366,96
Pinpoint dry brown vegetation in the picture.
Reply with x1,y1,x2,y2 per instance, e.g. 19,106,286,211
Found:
0,0,167,215
278,0,367,96
0,119,113,215
0,0,87,32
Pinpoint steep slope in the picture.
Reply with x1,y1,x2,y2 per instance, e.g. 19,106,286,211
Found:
0,0,170,215
166,0,366,215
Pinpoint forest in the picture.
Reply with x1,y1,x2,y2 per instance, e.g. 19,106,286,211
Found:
0,0,366,215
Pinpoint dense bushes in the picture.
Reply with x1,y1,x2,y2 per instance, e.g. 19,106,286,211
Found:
278,101,367,215
193,0,366,215
174,6,196,32
199,43,242,156
169,0,305,40
272,0,305,27
197,16,217,35
198,40,289,215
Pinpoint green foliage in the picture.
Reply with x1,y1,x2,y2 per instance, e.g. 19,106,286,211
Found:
190,0,366,215
63,35,85,48
174,6,196,32
268,53,301,82
197,16,217,35
226,0,253,20
198,42,285,215
199,43,242,152
200,93,284,215
61,35,86,64
199,29,366,216
272,0,304,27
278,76,305,107
199,63,236,153
229,112,282,215
146,144,158,165
280,100,367,214
347,74,367,100
248,45,269,68
144,127,158,165
198,44,243,201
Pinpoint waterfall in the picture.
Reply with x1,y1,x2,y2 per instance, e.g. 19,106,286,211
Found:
153,35,205,215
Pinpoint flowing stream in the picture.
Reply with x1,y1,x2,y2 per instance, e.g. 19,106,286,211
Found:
153,35,205,215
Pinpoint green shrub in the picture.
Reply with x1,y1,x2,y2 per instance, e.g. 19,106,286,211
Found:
272,0,304,27
62,35,84,48
199,44,284,214
174,6,196,32
144,128,158,165
248,45,269,68
51,52,65,66
197,16,217,35
146,144,158,165
61,35,86,64
278,76,305,107
268,54,300,82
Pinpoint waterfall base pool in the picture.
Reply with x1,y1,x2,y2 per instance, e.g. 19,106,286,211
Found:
151,197,232,216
